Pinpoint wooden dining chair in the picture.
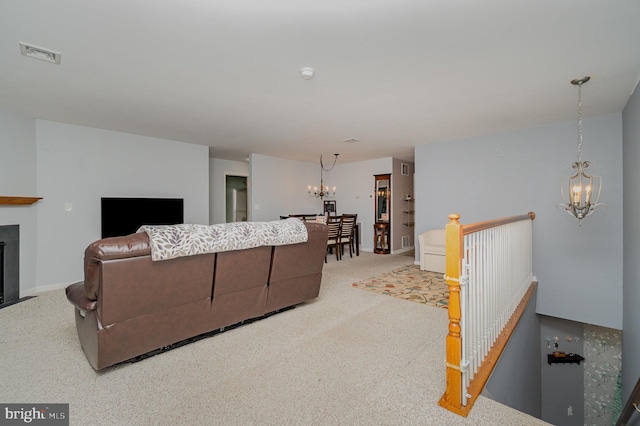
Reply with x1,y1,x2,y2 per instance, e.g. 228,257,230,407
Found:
338,214,357,259
325,217,341,262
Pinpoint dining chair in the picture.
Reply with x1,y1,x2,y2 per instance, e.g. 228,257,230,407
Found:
325,217,341,262
338,214,357,259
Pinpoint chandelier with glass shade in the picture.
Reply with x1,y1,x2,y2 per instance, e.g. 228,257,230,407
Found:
558,76,604,225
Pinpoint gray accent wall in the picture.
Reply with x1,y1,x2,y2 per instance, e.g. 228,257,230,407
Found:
483,288,541,419
539,315,585,425
414,114,623,330
622,81,640,425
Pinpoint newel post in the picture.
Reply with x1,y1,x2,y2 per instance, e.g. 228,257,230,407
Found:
438,213,464,415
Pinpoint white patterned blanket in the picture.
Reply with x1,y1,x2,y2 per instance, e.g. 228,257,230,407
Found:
138,218,308,261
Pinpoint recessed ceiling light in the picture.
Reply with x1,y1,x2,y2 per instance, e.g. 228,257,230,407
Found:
343,138,360,143
19,41,61,64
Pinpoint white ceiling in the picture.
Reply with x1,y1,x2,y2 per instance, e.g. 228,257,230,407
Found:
2,1,640,164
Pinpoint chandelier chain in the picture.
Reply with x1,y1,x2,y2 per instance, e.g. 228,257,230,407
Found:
320,154,339,172
308,154,339,200
577,81,583,164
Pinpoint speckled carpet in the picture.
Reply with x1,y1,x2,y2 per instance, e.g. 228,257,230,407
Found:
0,253,548,425
351,264,448,308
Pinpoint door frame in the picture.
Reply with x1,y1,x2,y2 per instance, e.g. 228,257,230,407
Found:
224,172,250,222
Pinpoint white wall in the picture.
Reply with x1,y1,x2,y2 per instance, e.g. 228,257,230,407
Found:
331,157,391,252
250,154,323,222
622,81,640,416
415,114,624,329
209,158,249,225
0,108,38,294
35,121,209,290
249,154,393,252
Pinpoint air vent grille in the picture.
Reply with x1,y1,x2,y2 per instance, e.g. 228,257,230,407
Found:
19,42,61,64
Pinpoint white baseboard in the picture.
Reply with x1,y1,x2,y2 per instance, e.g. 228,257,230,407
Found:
391,245,415,255
21,281,75,297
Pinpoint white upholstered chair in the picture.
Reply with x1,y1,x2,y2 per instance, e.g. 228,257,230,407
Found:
418,229,446,273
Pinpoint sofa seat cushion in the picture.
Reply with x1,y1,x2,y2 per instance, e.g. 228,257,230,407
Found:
423,243,445,255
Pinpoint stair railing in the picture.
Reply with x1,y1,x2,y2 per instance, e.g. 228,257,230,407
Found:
439,212,537,416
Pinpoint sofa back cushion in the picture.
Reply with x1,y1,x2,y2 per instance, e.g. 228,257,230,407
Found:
420,229,446,253
98,253,215,325
270,222,328,282
213,246,272,297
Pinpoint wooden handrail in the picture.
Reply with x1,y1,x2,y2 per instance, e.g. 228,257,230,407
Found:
463,211,535,235
615,376,640,426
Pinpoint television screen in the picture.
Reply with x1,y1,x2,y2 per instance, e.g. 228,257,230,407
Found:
101,197,184,238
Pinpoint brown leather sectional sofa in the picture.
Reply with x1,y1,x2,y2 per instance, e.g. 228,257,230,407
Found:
65,222,328,370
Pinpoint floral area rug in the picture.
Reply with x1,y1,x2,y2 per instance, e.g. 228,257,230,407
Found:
351,264,448,309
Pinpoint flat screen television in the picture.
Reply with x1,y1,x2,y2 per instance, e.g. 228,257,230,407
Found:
101,197,184,238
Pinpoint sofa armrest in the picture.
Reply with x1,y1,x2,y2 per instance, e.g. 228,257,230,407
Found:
85,232,151,261
65,281,97,312
84,232,152,300
418,229,446,253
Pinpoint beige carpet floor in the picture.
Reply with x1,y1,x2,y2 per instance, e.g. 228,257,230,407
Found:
0,252,549,426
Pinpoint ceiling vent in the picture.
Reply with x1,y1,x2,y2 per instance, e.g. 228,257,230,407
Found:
19,42,61,64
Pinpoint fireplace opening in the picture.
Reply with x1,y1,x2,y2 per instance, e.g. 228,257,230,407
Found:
0,241,4,304
0,225,20,309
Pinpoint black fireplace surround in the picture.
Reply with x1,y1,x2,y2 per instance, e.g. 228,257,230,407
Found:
0,225,19,308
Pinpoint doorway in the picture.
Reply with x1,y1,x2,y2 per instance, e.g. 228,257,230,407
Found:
226,175,248,222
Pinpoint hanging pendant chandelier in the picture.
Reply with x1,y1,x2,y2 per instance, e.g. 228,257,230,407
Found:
308,154,339,200
558,76,604,225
